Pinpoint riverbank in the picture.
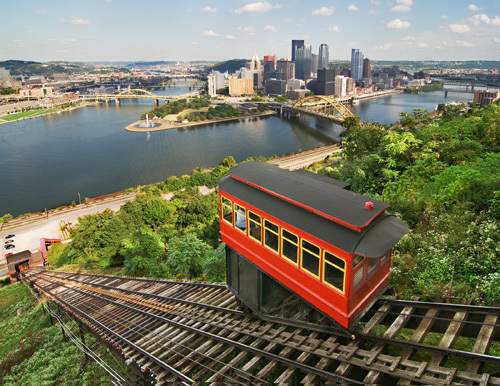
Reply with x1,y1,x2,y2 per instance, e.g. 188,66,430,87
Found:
0,144,339,231
0,101,96,125
125,110,276,132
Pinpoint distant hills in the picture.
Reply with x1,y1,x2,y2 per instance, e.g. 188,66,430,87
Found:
210,59,248,73
0,60,92,76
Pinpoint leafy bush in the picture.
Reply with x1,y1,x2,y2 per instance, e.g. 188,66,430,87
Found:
314,102,500,304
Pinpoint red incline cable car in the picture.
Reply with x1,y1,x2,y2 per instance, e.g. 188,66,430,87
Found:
219,162,408,330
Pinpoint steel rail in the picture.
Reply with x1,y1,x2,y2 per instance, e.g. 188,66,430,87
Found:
35,272,500,365
31,279,313,386
37,286,194,385
357,332,500,364
36,272,352,336
31,268,225,289
34,280,363,385
377,298,500,314
38,271,243,316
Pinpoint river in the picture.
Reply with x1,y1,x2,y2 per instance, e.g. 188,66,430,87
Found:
0,87,472,216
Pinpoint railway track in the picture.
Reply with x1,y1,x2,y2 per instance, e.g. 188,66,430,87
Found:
24,269,500,385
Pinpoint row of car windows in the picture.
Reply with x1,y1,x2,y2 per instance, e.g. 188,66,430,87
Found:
221,196,346,294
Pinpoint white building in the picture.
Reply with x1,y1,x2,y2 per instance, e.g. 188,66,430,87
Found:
335,75,347,97
207,73,217,97
286,79,305,92
214,71,226,89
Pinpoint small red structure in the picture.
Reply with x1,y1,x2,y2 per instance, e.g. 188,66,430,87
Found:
39,238,61,264
219,162,408,330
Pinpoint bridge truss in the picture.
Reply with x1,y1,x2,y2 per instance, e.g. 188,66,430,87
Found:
293,95,354,122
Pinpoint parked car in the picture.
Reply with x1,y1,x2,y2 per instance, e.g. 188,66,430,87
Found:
4,240,14,244
5,244,15,250
4,234,15,239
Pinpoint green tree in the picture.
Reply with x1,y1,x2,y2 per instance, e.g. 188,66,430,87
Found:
166,233,211,279
121,227,166,276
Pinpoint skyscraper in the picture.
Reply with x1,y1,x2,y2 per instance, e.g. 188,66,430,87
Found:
276,59,295,80
318,44,329,70
295,45,312,80
316,68,335,95
363,58,372,79
263,55,277,81
311,53,318,75
351,48,364,82
291,40,304,62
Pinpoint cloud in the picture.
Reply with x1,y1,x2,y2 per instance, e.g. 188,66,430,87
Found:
237,26,257,36
202,5,217,13
225,34,236,40
66,17,90,25
35,9,48,15
347,4,359,12
469,14,500,26
328,25,340,32
370,0,381,6
263,24,277,32
235,2,278,14
468,4,481,12
374,43,393,50
441,15,448,20
494,37,500,44
401,35,415,41
455,40,473,47
312,6,335,16
417,42,429,48
449,23,470,33
386,18,410,29
202,30,218,37
391,0,413,12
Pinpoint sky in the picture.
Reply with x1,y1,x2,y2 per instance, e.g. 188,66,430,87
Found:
2,0,500,62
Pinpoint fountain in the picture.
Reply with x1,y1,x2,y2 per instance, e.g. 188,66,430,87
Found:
137,113,159,129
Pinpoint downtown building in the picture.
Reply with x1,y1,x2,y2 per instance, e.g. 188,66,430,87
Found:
315,68,335,95
351,48,364,82
318,44,329,70
295,45,312,80
291,40,304,62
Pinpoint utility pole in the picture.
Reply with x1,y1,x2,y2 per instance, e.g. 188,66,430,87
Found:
77,192,81,205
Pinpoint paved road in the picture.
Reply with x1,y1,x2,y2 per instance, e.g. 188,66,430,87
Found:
0,194,137,277
270,144,340,170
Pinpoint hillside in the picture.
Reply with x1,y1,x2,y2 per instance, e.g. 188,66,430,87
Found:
209,59,248,73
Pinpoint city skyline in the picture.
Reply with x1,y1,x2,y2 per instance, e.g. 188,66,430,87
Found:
2,0,500,62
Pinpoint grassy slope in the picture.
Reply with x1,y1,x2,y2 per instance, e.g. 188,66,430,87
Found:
0,107,58,122
0,283,112,385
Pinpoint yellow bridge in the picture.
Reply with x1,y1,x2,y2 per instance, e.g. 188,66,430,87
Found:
289,95,354,123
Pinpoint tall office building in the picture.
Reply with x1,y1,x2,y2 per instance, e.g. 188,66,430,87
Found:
363,58,372,79
316,68,335,95
311,53,318,75
291,40,304,62
249,54,261,71
207,73,217,97
335,75,348,97
351,48,364,82
276,59,295,81
263,55,277,81
318,44,329,70
295,45,312,80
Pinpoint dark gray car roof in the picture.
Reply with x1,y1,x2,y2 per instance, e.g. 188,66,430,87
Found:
219,175,408,257
229,162,388,230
